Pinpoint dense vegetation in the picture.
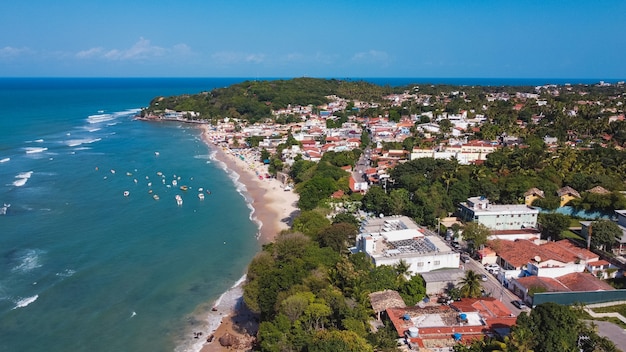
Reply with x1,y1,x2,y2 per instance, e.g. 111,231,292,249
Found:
243,216,426,351
150,78,626,350
143,78,396,124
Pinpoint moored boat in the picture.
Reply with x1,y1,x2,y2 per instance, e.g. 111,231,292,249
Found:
198,193,204,200
175,194,183,206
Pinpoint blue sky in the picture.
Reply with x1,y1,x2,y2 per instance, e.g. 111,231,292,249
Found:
1,0,624,78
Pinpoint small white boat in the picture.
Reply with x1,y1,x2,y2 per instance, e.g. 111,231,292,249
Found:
110,169,116,174
175,194,183,206
198,187,204,192
0,203,9,215
155,152,160,156
172,180,178,186
198,193,205,200
153,194,160,200
147,182,152,187
123,191,130,197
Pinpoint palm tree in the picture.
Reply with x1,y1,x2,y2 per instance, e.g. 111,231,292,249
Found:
458,270,483,298
393,259,411,283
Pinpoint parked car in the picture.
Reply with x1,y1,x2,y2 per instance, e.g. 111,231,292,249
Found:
512,300,527,309
485,264,500,273
460,254,471,263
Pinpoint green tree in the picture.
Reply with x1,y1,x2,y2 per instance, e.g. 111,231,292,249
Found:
292,210,331,237
515,302,580,352
458,270,483,298
332,212,360,227
317,222,358,252
461,222,490,252
310,330,374,352
589,219,621,251
398,274,426,306
538,213,570,241
439,119,453,134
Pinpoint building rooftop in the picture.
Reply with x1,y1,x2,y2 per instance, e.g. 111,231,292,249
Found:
360,215,421,234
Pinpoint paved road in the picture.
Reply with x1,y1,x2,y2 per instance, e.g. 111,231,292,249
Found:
585,320,626,351
463,258,528,315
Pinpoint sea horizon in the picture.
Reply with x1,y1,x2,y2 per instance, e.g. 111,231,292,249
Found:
1,76,624,87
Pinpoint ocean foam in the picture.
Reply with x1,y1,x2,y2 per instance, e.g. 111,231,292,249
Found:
87,113,115,124
25,147,48,154
66,138,102,147
174,275,248,352
55,269,76,277
13,171,33,187
11,248,43,273
12,295,38,310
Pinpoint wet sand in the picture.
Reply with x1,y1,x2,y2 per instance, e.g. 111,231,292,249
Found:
197,125,299,351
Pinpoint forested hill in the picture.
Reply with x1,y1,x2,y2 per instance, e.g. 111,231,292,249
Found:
142,78,396,123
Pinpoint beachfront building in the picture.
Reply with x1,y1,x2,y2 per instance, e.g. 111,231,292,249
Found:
355,216,459,274
457,196,539,231
386,298,516,350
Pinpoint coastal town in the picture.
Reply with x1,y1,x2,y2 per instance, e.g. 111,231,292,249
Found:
140,78,626,352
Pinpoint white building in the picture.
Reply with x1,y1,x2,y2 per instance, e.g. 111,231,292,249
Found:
458,197,539,231
355,216,459,274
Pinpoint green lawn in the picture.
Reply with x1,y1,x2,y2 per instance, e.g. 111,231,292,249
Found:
561,230,584,241
590,304,626,329
569,218,583,227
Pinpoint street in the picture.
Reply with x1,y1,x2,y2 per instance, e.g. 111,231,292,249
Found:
463,256,529,315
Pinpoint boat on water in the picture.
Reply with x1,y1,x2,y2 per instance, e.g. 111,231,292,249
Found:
0,203,9,215
123,191,130,197
172,179,178,186
180,185,188,191
175,195,183,206
198,193,205,200
153,194,160,200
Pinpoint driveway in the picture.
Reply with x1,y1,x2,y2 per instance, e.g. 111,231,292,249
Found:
585,320,626,351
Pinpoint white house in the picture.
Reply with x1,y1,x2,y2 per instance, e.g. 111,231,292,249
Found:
355,216,459,275
457,197,539,231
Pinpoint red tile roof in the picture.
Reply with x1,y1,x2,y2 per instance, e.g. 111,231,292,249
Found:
557,272,614,291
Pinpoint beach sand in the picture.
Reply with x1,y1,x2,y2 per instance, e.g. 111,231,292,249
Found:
197,125,299,351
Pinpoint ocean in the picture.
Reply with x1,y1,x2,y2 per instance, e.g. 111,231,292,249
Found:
0,78,260,352
0,76,618,352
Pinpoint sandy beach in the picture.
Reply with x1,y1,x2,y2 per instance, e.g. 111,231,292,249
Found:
197,125,299,351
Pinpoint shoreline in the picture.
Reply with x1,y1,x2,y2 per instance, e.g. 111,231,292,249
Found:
194,125,299,351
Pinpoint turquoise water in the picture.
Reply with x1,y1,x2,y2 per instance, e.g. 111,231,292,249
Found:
0,78,259,352
1,76,610,352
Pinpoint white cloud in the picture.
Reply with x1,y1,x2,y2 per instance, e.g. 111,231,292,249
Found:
76,47,104,59
0,46,32,59
351,50,390,64
211,51,265,64
75,38,191,61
